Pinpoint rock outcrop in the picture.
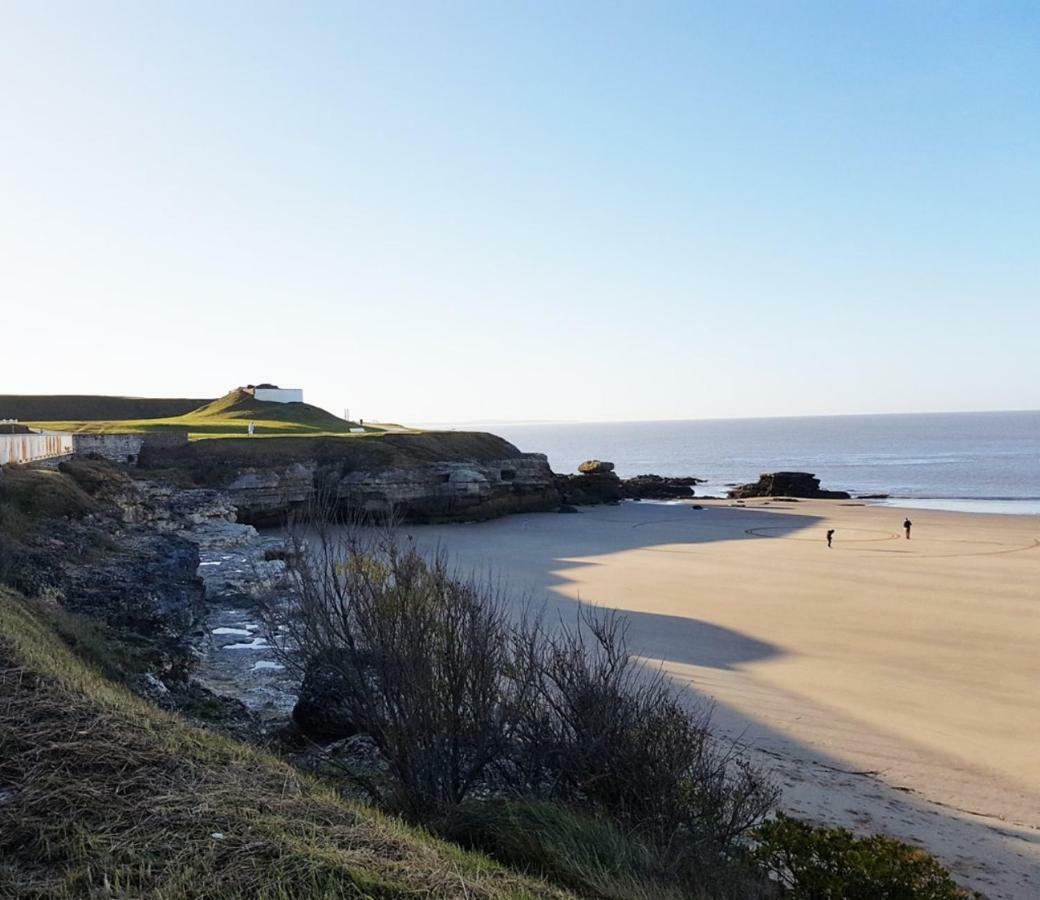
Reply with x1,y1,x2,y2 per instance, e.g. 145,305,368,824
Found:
621,474,702,500
728,472,850,500
556,465,703,506
556,469,624,506
143,432,561,525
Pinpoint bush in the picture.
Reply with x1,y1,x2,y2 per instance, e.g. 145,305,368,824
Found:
266,516,539,820
752,814,972,899
266,505,778,894
516,609,778,857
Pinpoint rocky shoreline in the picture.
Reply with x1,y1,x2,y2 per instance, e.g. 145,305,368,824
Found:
2,438,854,737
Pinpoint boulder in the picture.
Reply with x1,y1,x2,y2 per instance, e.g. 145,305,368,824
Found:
727,472,850,500
292,650,382,741
578,460,615,475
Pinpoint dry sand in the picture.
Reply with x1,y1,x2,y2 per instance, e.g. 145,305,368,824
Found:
410,499,1040,899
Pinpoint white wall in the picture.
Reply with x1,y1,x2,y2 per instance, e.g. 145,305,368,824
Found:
253,388,303,404
0,431,75,466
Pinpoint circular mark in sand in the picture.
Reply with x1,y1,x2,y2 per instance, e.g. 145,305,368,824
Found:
746,527,1040,557
746,526,898,543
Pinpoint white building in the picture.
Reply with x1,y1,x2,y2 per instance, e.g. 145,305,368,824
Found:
250,386,304,404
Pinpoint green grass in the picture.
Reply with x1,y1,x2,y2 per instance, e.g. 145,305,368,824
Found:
0,587,570,900
0,395,209,422
440,802,694,900
27,388,416,441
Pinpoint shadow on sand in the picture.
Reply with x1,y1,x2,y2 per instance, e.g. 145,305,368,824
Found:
403,502,1038,900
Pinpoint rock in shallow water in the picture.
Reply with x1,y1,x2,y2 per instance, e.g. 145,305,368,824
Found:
727,472,850,500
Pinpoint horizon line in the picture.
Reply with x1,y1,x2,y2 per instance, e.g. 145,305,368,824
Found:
416,406,1040,428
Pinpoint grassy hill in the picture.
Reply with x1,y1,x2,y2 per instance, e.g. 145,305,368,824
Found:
26,389,407,440
0,586,568,900
0,394,209,422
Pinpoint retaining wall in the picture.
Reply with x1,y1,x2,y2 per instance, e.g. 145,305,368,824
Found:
71,432,188,464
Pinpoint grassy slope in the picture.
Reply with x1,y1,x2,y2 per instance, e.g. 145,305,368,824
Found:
0,587,569,900
1,395,209,421
27,389,409,440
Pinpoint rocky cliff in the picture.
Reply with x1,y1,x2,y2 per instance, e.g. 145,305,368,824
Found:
141,432,561,525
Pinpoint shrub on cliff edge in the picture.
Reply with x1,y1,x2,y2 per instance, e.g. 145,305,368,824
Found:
752,814,975,899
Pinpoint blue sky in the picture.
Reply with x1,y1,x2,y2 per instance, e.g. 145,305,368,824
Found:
2,2,1037,423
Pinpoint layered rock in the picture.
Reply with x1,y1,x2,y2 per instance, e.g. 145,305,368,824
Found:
224,463,315,524
337,455,557,522
144,433,561,525
728,472,850,500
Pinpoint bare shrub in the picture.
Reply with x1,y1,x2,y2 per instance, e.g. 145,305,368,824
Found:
266,497,776,864
263,500,539,819
514,609,778,858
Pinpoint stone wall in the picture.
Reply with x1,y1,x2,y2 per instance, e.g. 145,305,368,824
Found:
72,431,189,465
72,434,146,464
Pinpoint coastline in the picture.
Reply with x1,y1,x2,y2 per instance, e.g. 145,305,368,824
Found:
874,497,1040,516
394,498,1040,899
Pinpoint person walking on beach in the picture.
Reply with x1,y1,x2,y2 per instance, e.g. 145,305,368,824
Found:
903,517,912,539
826,528,834,548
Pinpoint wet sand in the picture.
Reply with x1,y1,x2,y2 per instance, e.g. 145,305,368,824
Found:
408,499,1040,899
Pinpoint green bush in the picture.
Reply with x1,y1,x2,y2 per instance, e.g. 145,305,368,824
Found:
752,814,971,899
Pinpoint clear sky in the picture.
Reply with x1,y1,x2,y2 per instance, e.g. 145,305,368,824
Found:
2,2,1037,424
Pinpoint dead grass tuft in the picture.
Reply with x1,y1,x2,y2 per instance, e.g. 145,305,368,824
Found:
0,589,567,899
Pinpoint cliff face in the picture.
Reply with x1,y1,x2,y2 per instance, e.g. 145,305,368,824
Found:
141,432,561,525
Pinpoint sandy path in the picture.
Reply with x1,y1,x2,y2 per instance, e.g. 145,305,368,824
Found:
408,500,1040,899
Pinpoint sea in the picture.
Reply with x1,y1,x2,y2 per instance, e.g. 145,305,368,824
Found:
478,410,1040,516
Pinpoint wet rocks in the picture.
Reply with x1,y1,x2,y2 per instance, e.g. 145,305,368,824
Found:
728,472,850,500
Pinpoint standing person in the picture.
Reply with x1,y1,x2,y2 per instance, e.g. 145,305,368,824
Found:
248,420,255,436
826,528,834,548
903,517,912,539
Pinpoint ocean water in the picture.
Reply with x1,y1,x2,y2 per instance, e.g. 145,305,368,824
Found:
486,410,1040,516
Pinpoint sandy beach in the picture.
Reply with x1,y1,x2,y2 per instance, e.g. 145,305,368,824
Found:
408,499,1040,899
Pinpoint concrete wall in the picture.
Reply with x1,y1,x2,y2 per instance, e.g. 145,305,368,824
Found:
0,431,75,466
253,388,303,404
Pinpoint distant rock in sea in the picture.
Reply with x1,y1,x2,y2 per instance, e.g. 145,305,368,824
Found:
558,461,703,505
728,472,850,500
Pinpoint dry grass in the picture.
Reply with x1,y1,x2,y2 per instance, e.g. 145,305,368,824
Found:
0,588,570,900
